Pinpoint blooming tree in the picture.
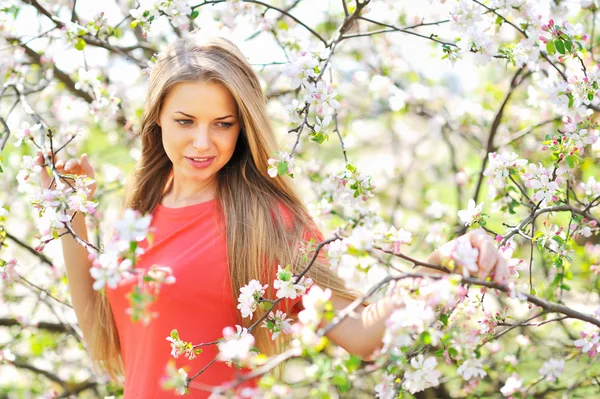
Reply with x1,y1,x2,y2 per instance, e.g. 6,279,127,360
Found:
1,0,599,398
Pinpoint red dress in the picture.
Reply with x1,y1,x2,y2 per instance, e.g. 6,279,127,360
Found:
106,200,306,398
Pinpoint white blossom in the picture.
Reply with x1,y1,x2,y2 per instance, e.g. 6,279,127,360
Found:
402,355,441,394
538,358,564,382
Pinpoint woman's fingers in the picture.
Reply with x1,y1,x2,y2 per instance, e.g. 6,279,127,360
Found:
79,153,95,178
476,241,492,279
493,254,508,284
36,151,51,189
64,158,79,172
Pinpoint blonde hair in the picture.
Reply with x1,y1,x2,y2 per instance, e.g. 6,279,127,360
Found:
90,33,356,381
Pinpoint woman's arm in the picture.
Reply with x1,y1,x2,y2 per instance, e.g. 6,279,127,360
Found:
319,293,393,361
59,211,98,348
318,228,508,360
36,151,99,352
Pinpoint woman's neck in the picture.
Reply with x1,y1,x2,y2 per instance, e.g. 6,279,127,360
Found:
161,174,218,207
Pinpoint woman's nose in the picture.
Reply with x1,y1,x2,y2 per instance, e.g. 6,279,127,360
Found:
191,126,210,150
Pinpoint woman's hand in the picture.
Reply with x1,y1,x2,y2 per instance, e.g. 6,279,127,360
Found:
426,227,508,284
35,150,97,201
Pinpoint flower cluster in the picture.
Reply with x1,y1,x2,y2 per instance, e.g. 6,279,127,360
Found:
126,266,176,324
574,326,599,357
262,310,293,341
382,297,436,352
86,11,111,39
523,163,560,206
559,113,599,158
297,285,332,327
88,209,152,291
273,265,313,300
0,258,17,282
483,152,528,199
237,279,268,320
166,329,201,360
28,172,97,247
130,1,197,37
14,121,41,147
283,49,329,90
457,357,486,381
379,226,413,255
267,151,295,178
217,325,257,366
90,83,121,124
538,358,564,382
62,21,87,50
457,199,485,227
539,19,587,61
160,361,188,395
402,355,442,394
129,6,159,38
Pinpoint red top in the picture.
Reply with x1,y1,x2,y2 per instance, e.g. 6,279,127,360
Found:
106,199,310,398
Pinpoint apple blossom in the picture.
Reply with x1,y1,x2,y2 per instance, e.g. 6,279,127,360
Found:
402,354,441,394
217,325,256,365
538,358,564,382
166,329,199,360
267,151,294,178
298,285,332,327
574,326,599,357
457,357,487,381
237,279,268,319
14,121,41,147
374,372,396,399
457,199,484,226
262,310,293,341
161,361,188,395
500,373,523,397
273,265,312,300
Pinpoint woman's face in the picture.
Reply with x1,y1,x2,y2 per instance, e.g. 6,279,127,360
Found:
157,81,241,189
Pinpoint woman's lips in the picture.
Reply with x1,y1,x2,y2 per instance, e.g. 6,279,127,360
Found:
185,156,215,169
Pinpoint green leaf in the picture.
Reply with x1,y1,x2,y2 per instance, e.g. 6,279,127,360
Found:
332,373,351,392
419,331,432,345
190,10,199,20
564,40,573,52
344,355,362,373
448,347,458,358
130,20,139,29
560,283,571,291
277,161,288,176
439,313,449,326
546,40,556,55
566,155,577,168
555,40,566,55
75,38,86,51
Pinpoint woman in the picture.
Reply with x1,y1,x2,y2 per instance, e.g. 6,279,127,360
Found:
36,33,507,398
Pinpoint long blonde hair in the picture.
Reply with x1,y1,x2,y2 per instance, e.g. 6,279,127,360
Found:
90,33,356,381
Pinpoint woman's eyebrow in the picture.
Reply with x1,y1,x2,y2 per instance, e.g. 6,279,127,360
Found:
174,111,235,120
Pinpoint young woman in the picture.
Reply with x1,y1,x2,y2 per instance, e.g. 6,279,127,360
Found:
36,33,507,398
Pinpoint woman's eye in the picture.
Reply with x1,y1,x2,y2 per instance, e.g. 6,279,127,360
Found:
218,122,233,128
174,119,192,126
